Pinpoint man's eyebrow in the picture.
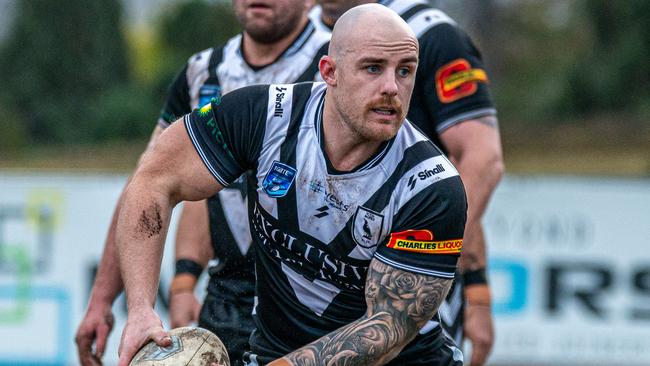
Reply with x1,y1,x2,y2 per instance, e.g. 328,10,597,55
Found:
400,56,418,64
358,57,386,64
357,56,418,64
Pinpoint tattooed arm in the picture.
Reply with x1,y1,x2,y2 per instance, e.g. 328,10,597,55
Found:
115,120,223,366
273,259,452,366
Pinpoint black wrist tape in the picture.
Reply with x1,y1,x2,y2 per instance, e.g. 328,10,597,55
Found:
463,268,488,286
175,258,204,278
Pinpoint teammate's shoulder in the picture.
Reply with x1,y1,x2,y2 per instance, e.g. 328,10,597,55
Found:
185,44,227,78
388,1,461,39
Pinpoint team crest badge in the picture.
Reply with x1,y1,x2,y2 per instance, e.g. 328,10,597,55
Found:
198,84,221,108
352,206,384,248
262,161,297,198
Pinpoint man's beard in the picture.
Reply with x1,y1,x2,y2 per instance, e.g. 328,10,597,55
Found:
242,13,304,45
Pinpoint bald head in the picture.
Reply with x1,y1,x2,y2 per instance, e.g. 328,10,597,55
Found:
329,4,417,59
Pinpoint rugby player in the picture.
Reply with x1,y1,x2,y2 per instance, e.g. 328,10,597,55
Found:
74,1,328,365
116,4,467,366
310,1,505,364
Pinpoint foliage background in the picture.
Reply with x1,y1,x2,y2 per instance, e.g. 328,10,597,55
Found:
0,0,648,175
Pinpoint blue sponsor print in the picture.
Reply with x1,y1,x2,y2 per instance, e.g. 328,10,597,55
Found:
198,84,221,108
263,161,297,198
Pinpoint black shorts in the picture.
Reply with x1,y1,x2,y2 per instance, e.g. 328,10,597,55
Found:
440,271,465,345
199,292,255,366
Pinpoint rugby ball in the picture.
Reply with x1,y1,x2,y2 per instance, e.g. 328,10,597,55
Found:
129,326,230,366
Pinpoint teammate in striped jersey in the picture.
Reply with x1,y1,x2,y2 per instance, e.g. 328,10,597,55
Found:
75,1,328,365
311,1,505,364
116,4,467,366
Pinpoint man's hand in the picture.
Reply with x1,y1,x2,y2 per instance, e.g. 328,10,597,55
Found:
169,291,201,327
464,286,494,366
76,301,115,366
117,308,171,366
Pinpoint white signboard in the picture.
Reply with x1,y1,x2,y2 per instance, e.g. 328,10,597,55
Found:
485,177,650,366
0,172,187,366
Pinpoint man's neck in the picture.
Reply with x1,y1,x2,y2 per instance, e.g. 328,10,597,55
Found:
321,94,383,172
241,17,309,68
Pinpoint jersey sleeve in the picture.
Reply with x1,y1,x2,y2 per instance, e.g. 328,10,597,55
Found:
158,64,192,128
183,84,268,186
374,174,467,279
417,23,497,134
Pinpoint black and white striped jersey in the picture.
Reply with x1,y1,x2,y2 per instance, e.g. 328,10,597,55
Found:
184,82,467,364
310,0,497,154
155,21,329,297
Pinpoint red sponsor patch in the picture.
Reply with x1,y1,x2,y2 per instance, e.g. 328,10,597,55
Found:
435,58,488,103
387,229,462,254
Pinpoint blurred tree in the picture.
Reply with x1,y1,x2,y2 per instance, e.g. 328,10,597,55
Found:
563,0,650,116
152,0,240,100
0,0,134,144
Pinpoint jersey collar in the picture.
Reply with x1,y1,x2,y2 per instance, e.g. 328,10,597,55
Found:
315,92,395,175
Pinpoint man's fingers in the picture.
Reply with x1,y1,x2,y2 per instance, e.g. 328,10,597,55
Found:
95,323,111,359
76,328,98,366
150,328,172,347
470,343,489,366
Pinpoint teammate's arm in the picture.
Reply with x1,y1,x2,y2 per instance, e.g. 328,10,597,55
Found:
440,115,504,365
273,259,452,366
169,200,213,328
116,120,223,366
75,125,163,366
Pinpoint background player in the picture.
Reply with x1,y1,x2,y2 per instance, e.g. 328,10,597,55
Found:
74,1,328,365
165,1,328,364
116,5,467,366
309,1,504,365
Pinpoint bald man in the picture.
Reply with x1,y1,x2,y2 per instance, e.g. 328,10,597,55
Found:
115,4,466,366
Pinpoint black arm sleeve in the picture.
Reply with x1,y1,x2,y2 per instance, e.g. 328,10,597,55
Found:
158,64,192,128
183,84,269,186
411,23,496,136
375,175,467,279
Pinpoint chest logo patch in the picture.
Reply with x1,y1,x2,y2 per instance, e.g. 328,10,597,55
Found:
198,84,222,109
435,58,488,103
352,206,384,248
387,230,462,254
262,161,297,198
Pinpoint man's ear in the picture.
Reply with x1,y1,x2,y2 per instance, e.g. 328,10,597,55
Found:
319,55,337,86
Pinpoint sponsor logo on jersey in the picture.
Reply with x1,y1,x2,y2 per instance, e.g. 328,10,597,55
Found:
198,84,221,109
407,164,446,190
252,203,367,290
314,205,329,218
198,101,213,117
352,206,384,248
262,161,297,198
435,58,488,103
204,110,234,158
309,180,352,213
274,86,288,117
387,230,462,254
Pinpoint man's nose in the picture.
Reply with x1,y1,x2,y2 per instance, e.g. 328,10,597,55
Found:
380,71,399,96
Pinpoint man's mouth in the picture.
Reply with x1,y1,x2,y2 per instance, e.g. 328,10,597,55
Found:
249,2,272,10
371,107,397,116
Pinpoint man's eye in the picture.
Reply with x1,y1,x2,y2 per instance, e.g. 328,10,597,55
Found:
367,65,380,73
397,67,411,77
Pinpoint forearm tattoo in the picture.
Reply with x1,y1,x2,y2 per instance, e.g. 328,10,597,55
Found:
284,260,451,366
